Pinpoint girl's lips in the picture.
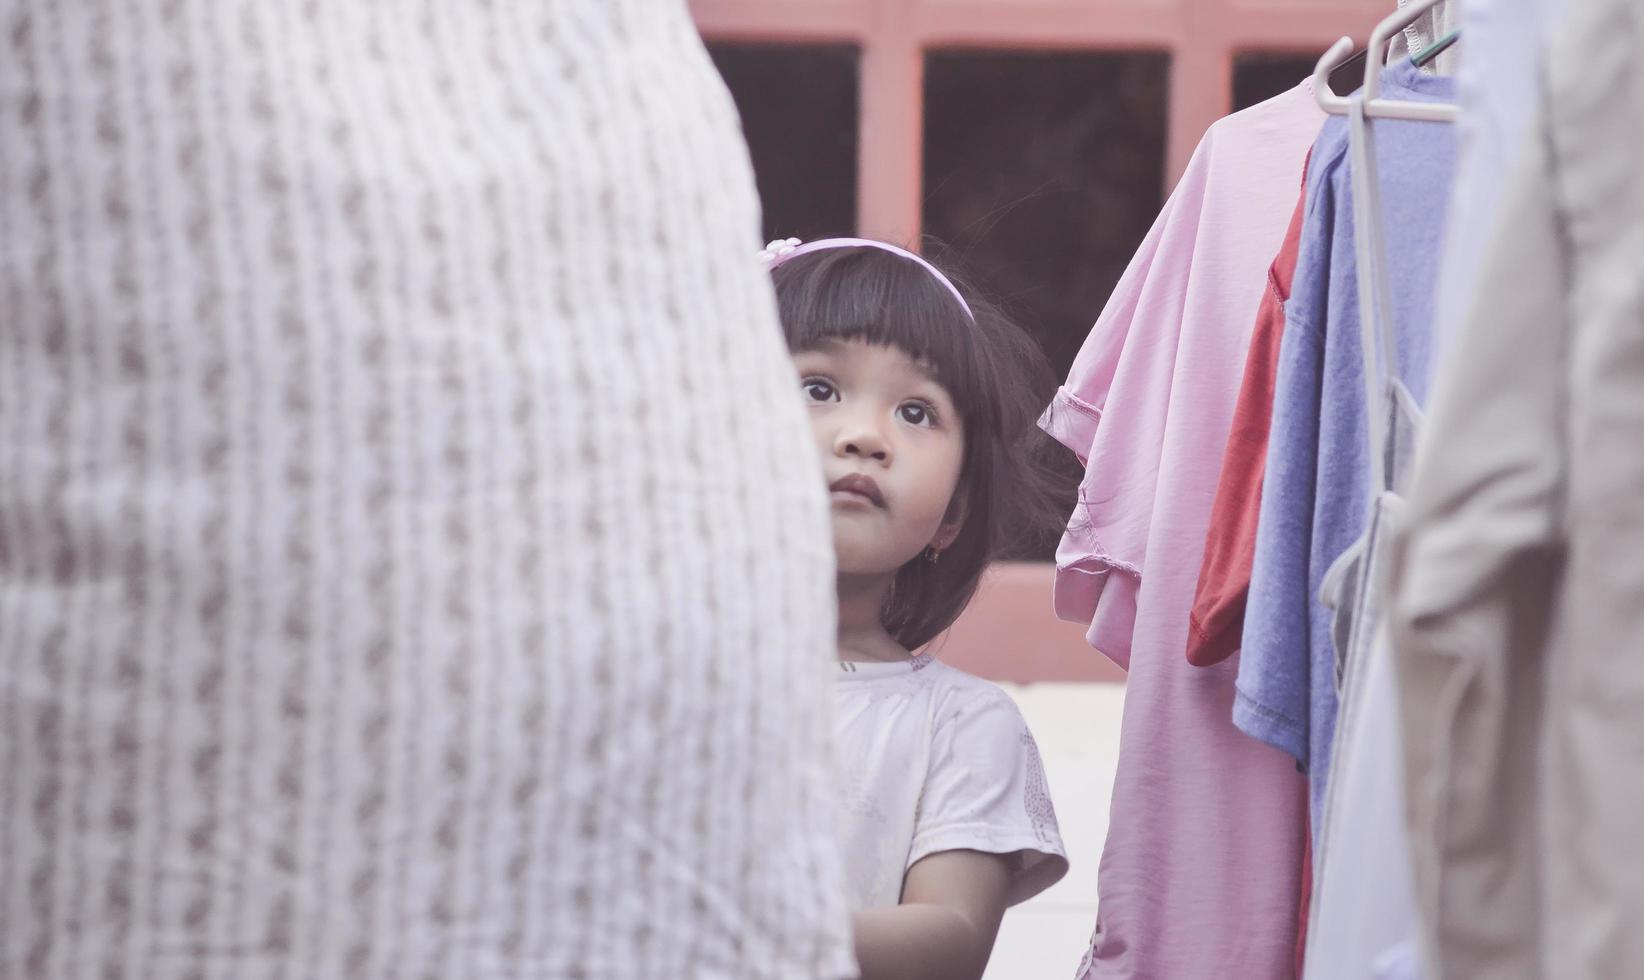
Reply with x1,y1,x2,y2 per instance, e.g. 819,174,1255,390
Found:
829,472,886,507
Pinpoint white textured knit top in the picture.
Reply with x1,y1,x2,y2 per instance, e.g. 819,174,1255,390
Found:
0,1,853,977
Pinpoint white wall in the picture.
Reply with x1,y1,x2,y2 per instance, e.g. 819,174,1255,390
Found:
985,683,1125,979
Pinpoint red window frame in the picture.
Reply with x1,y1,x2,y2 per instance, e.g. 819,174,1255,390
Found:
689,0,1384,681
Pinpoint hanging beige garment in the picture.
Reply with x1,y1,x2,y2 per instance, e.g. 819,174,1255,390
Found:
0,1,854,977
1387,0,1644,977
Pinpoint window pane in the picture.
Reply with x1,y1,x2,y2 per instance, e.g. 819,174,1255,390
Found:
924,50,1169,559
923,49,1168,382
708,43,860,242
1232,52,1322,112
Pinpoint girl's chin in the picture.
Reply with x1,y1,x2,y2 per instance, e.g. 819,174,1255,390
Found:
832,543,924,579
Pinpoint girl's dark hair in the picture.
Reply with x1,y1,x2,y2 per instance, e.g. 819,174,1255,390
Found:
772,242,1074,651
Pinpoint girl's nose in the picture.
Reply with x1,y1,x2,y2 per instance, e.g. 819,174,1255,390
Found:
834,416,891,463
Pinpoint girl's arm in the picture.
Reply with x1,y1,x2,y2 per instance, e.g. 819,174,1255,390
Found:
851,849,1014,980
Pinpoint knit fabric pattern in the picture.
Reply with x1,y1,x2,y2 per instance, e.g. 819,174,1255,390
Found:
0,1,853,976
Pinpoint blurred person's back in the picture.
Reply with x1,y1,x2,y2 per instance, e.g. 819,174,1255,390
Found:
0,2,853,976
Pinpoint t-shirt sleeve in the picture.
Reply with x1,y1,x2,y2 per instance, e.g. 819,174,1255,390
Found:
1235,170,1333,766
1188,270,1288,668
1038,193,1176,465
1040,136,1216,665
1236,314,1323,766
908,685,1069,907
1187,185,1309,668
1038,201,1175,652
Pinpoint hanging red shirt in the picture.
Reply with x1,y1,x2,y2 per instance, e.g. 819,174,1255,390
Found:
1185,164,1310,668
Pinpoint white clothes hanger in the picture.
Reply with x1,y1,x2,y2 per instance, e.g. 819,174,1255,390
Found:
1309,0,1458,498
1313,0,1461,122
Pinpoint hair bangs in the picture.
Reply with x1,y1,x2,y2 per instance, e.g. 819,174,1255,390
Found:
772,248,997,433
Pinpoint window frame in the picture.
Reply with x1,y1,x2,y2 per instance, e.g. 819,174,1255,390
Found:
690,0,1385,243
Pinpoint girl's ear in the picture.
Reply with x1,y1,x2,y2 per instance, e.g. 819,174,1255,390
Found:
931,486,969,552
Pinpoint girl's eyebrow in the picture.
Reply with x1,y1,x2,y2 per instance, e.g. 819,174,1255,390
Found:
910,376,958,413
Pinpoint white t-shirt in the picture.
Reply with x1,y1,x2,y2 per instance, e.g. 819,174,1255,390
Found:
833,653,1069,909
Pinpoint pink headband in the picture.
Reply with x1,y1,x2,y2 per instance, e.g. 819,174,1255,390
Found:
762,237,975,322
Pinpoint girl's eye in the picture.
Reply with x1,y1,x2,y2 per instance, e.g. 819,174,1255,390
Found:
802,378,839,403
898,402,937,428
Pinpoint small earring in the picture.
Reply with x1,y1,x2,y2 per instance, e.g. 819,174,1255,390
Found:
925,546,941,565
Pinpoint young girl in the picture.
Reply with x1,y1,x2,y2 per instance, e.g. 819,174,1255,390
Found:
764,238,1072,979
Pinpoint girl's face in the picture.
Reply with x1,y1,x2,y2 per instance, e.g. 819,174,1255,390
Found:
792,339,966,578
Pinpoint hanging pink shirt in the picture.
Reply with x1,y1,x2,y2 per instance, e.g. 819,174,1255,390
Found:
1040,82,1320,979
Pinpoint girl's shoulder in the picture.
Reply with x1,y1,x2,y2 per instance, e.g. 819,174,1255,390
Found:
917,659,1031,728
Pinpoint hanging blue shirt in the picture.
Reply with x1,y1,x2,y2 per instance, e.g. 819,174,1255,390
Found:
1237,60,1457,835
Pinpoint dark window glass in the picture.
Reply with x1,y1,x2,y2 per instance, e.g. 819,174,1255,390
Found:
923,49,1168,383
707,43,860,242
924,50,1169,559
1232,52,1322,112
